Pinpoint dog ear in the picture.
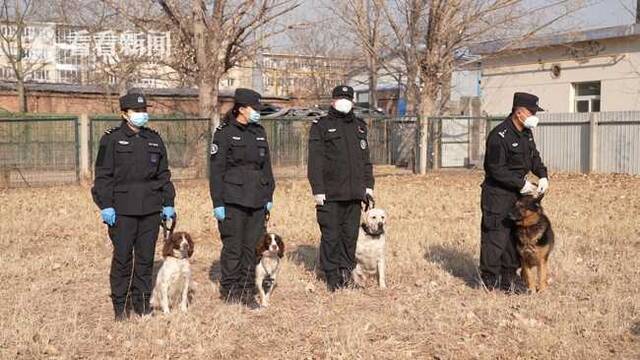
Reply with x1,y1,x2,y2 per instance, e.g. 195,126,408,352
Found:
186,233,194,258
276,235,285,258
256,233,268,257
162,236,175,257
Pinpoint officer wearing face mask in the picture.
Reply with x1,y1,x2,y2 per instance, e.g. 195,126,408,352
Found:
209,88,275,304
480,92,549,293
308,85,374,292
91,90,176,320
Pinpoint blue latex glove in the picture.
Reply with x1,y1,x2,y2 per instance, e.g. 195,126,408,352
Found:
101,207,116,226
265,202,273,212
213,207,226,221
162,206,176,220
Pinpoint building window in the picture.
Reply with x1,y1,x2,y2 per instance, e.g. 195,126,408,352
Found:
27,69,49,82
58,69,81,83
573,81,600,113
57,49,81,66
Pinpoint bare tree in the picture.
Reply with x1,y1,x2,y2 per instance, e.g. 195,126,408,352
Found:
330,0,385,109
0,0,46,112
285,21,355,101
101,0,300,132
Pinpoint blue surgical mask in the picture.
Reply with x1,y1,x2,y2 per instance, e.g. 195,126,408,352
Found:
248,109,261,123
129,112,149,127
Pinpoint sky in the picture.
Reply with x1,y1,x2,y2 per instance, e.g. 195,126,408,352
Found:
271,0,637,52
538,0,636,31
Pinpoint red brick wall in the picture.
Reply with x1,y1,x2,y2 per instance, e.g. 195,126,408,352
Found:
0,90,291,115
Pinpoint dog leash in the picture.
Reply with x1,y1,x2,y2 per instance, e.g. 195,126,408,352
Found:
161,215,177,242
363,195,376,212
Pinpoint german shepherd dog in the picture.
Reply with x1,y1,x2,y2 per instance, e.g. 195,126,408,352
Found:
508,194,555,293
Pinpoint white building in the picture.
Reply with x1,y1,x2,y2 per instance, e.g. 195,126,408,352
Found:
0,22,173,87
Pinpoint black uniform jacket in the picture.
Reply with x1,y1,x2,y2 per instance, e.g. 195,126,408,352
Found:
307,108,374,201
91,121,175,216
209,114,275,209
482,117,548,214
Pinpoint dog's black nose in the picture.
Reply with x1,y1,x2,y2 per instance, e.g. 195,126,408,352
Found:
378,222,383,227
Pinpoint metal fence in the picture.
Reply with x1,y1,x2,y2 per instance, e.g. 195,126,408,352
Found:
90,116,210,181
4,110,635,188
0,116,79,187
472,111,640,175
260,117,417,177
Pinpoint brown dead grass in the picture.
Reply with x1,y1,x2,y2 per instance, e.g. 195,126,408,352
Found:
1,169,639,359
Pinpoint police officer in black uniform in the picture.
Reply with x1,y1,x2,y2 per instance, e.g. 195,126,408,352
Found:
92,91,176,320
308,85,375,292
209,88,275,304
480,92,549,292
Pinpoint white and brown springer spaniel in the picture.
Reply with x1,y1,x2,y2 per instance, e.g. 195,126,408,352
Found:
255,233,284,308
150,232,194,314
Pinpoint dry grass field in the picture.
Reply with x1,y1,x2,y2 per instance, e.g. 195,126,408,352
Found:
1,169,639,359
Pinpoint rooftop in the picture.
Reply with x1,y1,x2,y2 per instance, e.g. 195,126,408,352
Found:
470,23,640,55
0,82,290,101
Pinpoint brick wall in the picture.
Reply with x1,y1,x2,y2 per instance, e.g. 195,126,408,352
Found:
0,89,291,115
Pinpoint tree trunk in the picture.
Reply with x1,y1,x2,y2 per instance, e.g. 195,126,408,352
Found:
367,55,378,109
415,87,437,174
15,26,27,113
405,75,419,115
16,77,27,113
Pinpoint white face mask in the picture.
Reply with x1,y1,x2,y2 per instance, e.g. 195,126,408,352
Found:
524,115,539,129
334,99,353,114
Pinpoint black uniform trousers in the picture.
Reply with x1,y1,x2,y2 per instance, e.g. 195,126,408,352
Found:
218,204,266,300
317,200,361,285
108,213,161,315
479,187,520,278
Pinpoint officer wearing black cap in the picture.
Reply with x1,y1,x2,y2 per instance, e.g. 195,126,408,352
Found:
308,85,374,291
480,92,549,292
209,88,275,304
91,90,176,320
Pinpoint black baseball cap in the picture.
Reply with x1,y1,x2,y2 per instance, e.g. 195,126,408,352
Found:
119,92,150,111
513,92,544,113
234,88,264,111
332,85,354,100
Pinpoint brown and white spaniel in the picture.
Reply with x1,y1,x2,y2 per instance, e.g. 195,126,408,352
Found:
150,232,194,314
255,232,284,308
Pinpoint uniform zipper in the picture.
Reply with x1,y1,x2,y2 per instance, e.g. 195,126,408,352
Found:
343,117,355,198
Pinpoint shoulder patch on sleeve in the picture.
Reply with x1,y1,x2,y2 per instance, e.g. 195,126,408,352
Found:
216,122,228,131
104,126,118,135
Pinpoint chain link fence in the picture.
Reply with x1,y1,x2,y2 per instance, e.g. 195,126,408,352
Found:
261,117,417,177
0,116,79,187
1,115,417,188
90,116,210,180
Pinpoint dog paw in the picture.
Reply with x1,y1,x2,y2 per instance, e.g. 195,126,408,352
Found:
180,304,188,312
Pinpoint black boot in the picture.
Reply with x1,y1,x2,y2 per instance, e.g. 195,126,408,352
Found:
500,271,527,294
112,299,128,322
220,285,243,304
480,272,500,291
339,268,354,289
326,271,342,292
132,293,152,316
